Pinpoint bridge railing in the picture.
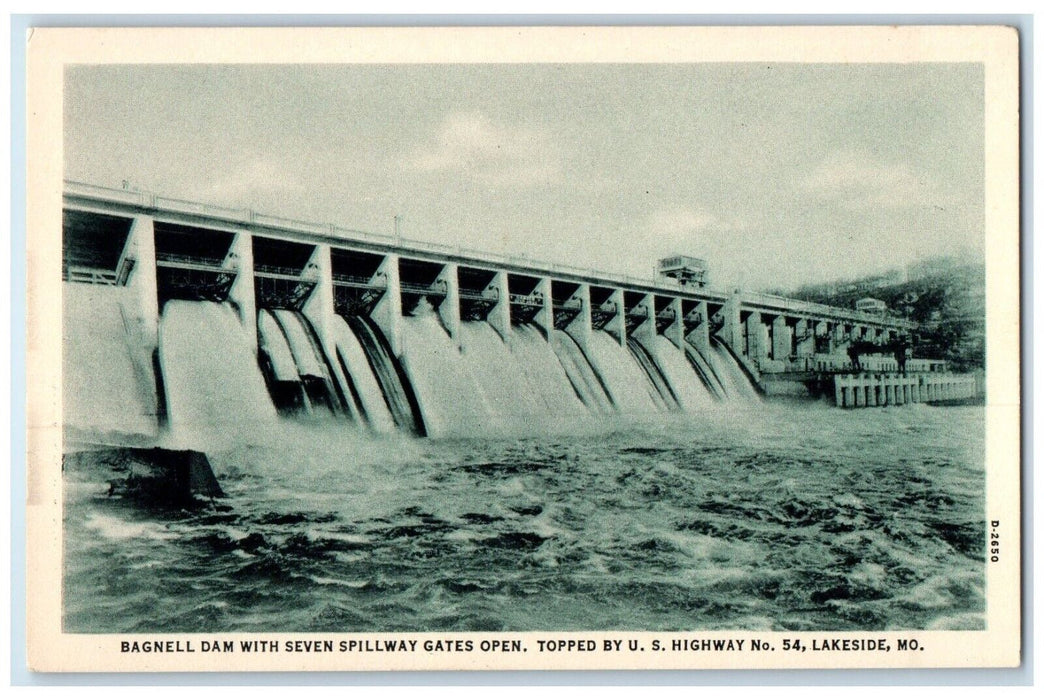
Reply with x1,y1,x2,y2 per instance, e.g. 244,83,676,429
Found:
65,181,914,330
509,292,544,307
155,251,231,268
254,263,315,280
331,272,387,288
63,265,118,285
65,182,726,294
154,195,250,223
739,290,916,329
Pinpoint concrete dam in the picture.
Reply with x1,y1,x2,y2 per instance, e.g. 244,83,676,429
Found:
62,181,919,443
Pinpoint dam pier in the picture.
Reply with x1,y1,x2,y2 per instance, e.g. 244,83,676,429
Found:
62,181,959,442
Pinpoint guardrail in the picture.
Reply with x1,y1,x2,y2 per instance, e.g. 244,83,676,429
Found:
400,281,448,297
63,181,727,296
331,273,386,289
508,292,544,306
738,290,915,328
64,180,916,331
63,266,118,285
254,263,312,279
155,251,230,267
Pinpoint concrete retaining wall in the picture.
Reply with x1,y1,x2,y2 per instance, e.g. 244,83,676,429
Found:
834,373,978,408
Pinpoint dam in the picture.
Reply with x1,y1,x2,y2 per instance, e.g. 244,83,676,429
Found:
60,181,988,636
61,181,920,443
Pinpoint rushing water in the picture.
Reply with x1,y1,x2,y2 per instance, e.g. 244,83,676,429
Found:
159,301,277,443
331,316,397,432
585,331,666,414
639,335,715,411
550,330,614,414
63,284,158,441
64,403,985,633
707,338,762,402
63,295,984,633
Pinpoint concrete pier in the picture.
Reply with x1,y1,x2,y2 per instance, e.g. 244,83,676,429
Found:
563,283,592,349
834,373,977,408
370,254,403,356
436,263,461,344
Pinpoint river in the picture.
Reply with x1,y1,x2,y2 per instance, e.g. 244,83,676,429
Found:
63,402,984,633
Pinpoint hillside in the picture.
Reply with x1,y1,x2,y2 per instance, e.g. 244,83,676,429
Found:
784,264,986,372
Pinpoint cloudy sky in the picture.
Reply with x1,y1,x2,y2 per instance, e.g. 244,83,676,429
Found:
64,63,984,291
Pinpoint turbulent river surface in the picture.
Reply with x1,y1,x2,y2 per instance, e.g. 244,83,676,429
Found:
63,403,985,633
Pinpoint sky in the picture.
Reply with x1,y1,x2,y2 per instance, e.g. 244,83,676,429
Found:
64,63,984,292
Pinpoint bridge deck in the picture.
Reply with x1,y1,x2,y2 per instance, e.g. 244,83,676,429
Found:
64,180,915,332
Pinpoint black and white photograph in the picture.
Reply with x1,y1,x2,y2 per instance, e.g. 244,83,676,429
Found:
25,25,1021,672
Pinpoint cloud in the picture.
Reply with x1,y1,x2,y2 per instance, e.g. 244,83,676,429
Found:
404,111,561,187
643,206,748,242
176,156,307,207
798,148,952,210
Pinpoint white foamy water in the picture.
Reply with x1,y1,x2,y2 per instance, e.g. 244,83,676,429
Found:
400,305,600,436
684,343,728,400
550,330,614,414
638,335,715,410
271,309,326,378
331,316,397,433
706,338,762,401
64,404,987,633
63,284,158,440
582,331,665,415
399,311,495,437
158,301,278,442
628,338,678,409
459,321,598,433
508,324,589,416
347,316,422,434
257,310,300,382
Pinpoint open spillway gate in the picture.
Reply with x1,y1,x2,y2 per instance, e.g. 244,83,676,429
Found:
61,181,918,387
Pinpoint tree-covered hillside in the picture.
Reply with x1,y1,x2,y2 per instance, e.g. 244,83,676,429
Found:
786,264,985,372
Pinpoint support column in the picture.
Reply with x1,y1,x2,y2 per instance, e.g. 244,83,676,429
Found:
746,311,767,363
603,288,626,348
771,315,791,362
125,215,159,354
532,277,554,340
227,231,257,353
796,318,815,358
722,292,744,355
370,254,403,357
832,323,849,356
435,263,460,346
485,270,511,341
300,243,334,352
301,243,353,412
664,298,684,350
564,284,592,350
630,293,656,343
686,301,710,354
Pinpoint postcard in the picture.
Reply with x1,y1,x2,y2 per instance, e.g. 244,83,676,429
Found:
25,25,1020,672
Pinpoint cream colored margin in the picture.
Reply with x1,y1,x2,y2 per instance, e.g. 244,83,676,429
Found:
26,25,1021,672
